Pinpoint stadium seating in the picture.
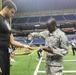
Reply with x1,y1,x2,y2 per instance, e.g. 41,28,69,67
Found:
16,17,28,23
40,16,51,22
14,37,27,44
31,38,45,45
52,15,64,21
28,17,39,23
12,14,76,35
63,14,76,20
12,14,76,24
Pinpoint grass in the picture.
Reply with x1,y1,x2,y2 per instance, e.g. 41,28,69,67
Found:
10,47,39,75
0,0,2,10
10,46,76,75
10,53,38,75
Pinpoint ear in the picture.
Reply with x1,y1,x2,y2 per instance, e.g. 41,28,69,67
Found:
5,6,9,11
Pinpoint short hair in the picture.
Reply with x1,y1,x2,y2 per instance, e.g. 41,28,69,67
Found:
2,0,17,11
46,18,57,26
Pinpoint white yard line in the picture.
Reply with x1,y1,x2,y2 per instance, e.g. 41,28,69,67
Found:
38,70,76,73
41,60,76,62
34,58,76,75
34,57,43,75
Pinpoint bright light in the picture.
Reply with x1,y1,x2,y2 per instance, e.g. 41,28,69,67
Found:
34,25,40,27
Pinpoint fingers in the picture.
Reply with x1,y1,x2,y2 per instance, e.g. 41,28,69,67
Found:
28,47,34,50
24,45,30,48
24,44,34,50
0,68,2,74
42,47,53,53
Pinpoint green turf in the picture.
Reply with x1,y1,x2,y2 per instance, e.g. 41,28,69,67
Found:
10,54,38,75
64,74,76,75
0,0,2,10
10,46,76,75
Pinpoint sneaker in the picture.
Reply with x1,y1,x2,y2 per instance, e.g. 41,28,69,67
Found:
10,58,16,62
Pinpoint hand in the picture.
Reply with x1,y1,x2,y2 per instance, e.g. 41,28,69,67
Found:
27,34,32,39
28,47,34,50
43,46,53,53
0,68,2,74
24,45,33,50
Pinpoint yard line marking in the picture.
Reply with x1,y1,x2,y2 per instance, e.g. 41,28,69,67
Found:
38,70,76,73
64,60,76,61
41,60,76,62
33,58,76,75
34,57,43,75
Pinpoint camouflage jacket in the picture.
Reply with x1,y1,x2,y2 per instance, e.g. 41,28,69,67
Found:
31,28,69,66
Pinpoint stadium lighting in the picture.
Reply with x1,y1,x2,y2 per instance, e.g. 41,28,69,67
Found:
34,25,40,27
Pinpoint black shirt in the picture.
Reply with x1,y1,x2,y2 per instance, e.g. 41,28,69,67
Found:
0,14,11,50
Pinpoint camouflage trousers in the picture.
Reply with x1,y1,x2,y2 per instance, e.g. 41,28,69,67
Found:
46,65,63,75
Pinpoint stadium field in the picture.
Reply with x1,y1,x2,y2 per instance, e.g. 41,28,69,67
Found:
10,46,76,75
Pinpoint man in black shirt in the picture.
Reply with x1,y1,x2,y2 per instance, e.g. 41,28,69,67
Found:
0,1,33,75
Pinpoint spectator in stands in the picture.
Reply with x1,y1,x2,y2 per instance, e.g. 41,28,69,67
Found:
71,37,76,56
0,1,33,75
29,18,68,75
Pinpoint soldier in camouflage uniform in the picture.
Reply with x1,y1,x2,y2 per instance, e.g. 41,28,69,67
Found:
30,18,69,75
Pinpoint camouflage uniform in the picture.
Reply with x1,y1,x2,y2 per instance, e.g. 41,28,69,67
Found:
31,28,68,75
